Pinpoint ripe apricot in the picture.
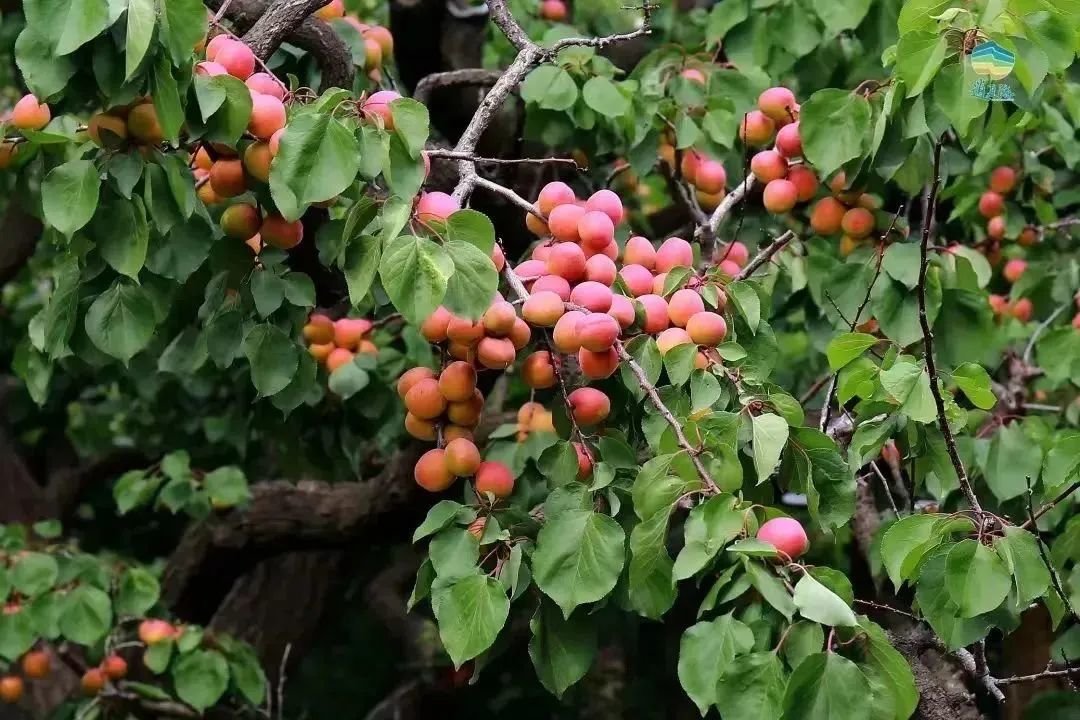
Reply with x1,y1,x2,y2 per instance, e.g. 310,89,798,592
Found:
578,347,619,379
11,94,50,130
637,294,671,334
21,650,49,678
221,203,261,239
810,197,847,235
326,347,354,372
751,150,787,182
531,276,568,304
127,102,164,144
553,310,585,352
88,113,127,148
315,0,344,20
990,166,1016,194
739,110,775,146
217,40,256,79
758,86,797,123
656,327,692,355
477,336,516,370
577,313,620,352
362,89,400,129
363,25,394,58
515,259,548,279
608,294,636,328
139,619,175,645
584,189,624,225
655,237,694,273
668,288,705,327
978,191,1004,218
475,461,514,498
585,254,617,285
244,141,273,183
578,210,615,251
718,241,749,267
209,159,246,198
547,204,586,243
568,387,610,426
718,259,741,277
205,34,232,61
623,236,657,269
269,127,285,156
445,438,482,477
1003,258,1026,283
483,301,517,336
776,122,802,158
537,181,576,214
838,235,861,257
1011,298,1033,322
570,281,614,313
405,377,447,419
757,517,808,559
841,207,875,239
415,449,455,492
987,216,1006,240
522,290,566,326
491,244,505,271
331,318,369,349
695,159,727,194
762,179,798,213
447,390,484,426
404,412,437,441
0,676,23,703
196,60,227,76
546,242,587,281
102,655,128,681
686,311,727,345
619,264,654,297
787,165,818,202
261,214,303,249
81,668,106,696
680,67,706,85
574,442,593,479
363,38,383,70
522,351,557,388
421,306,452,342
439,361,477,402
416,191,459,223
518,401,546,427
525,208,549,237
652,272,668,295
246,72,286,99
444,425,474,442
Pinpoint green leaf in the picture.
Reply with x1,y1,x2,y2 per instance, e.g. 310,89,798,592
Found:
429,528,480,580
59,585,113,645
224,643,267,705
204,467,250,507
879,513,942,590
242,324,299,397
728,538,780,557
42,160,101,237
431,574,509,668
413,501,473,542
855,618,919,720
714,651,786,720
159,0,208,64
379,235,454,324
15,27,76,99
895,31,948,97
678,613,754,715
751,413,788,483
628,509,677,619
85,283,157,362
995,527,1050,604
983,422,1042,501
442,240,499,320
664,343,698,386
124,0,155,79
0,610,35,660
115,567,160,616
144,640,173,673
782,653,871,720
385,133,425,198
47,0,110,55
747,561,796,619
582,77,630,117
529,601,597,698
944,539,1011,617
390,98,430,159
172,650,229,712
792,573,858,627
800,89,872,179
343,235,381,306
790,428,856,531
812,0,871,33
826,333,877,371
11,553,59,596
152,56,184,146
673,494,742,580
533,509,626,618
93,196,148,280
706,0,750,46
952,363,996,410
521,66,578,111
879,360,936,423
726,281,760,332
446,210,497,255
269,110,361,221
538,443,578,486
881,243,921,289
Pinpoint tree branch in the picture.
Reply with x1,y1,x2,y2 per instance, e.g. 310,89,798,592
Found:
734,230,796,280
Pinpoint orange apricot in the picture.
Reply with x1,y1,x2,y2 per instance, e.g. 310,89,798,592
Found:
445,438,482,477
404,377,447,419
522,290,566,327
397,366,437,399
841,207,875,239
415,449,455,492
567,387,610,426
439,361,478,402
522,351,557,389
578,347,619,379
686,311,727,345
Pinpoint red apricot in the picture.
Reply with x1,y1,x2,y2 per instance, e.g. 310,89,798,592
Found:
138,619,175,645
246,72,286,100
325,347,354,372
619,264,655,297
758,86,797,123
248,94,287,140
680,67,706,85
415,449,455,492
553,310,585,352
261,214,303,249
102,655,128,681
750,150,788,183
445,438,482,477
695,159,727,194
1003,258,1026,283
775,122,802,158
762,179,798,213
548,204,586,243
623,236,657,269
416,191,459,224
987,216,1006,240
578,210,615,251
655,236,694,273
668,288,705,327
787,165,819,202
217,40,256,79
756,517,808,559
1011,298,1033,322
739,110,775,146
978,191,1004,219
546,242,587,282
477,336,516,370
570,281,614,313
637,294,671,334
221,203,261,239
841,207,875,239
584,189,624,225
11,94,50,130
989,166,1017,195
475,461,515,498
578,347,619,379
577,313,620,352
567,387,611,426
362,90,401,129
656,327,692,355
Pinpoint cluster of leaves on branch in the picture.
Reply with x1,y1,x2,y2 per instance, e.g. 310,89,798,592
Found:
2,0,1080,717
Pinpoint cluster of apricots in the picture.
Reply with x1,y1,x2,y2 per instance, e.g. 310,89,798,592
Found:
987,293,1033,323
303,313,378,371
0,643,129,704
315,1,395,80
980,166,1031,242
808,173,883,255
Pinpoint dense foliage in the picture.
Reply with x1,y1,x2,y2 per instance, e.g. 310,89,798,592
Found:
1,0,1080,717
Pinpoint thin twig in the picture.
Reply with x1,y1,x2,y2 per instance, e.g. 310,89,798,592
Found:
276,642,292,720
869,461,900,517
472,174,544,216
700,174,755,239
1022,298,1072,365
917,136,982,515
212,0,234,23
426,149,583,169
1025,476,1079,621
1023,478,1080,529
995,666,1080,686
734,230,797,280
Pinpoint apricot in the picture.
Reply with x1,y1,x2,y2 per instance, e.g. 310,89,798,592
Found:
405,377,447,419
585,254,617,285
197,180,222,205
668,288,705,327
978,190,1004,218
1011,298,1033,322
656,327,692,355
362,37,384,70
248,94,286,140
474,461,514,498
478,337,516,369
532,274,571,301
532,244,553,261
209,159,246,198
11,94,50,130
241,141,273,183
102,655,127,681
547,242,587,281
738,110,775,146
416,191,459,224
447,316,485,345
515,259,547,280
80,668,106,696
680,67,706,84
261,214,303,249
324,347,353,372
776,121,802,158
578,210,615,251
444,425,474,442
1003,258,1026,283
988,294,1008,314
138,619,175,645
553,310,585,352
577,313,620,352
573,442,593,479
0,141,18,169
221,203,261,239
217,40,256,79
1018,226,1038,247
987,216,1006,240
415,449,455,492
570,281,613,312
756,517,808,559
652,272,668,295
655,237,694,273
787,165,819,202
246,72,286,100
686,311,727,345
437,361,476,402
525,207,549,236
828,171,848,195
357,339,378,355
205,34,233,61
763,179,798,213
584,189,624,225
637,294,671,334
419,306,451,342
481,301,517,337
619,264,654,297
718,241,749,267
597,240,619,260
522,351,557,388
522,290,566,326
397,366,436,399
537,181,576,214
127,102,164,144
332,318,368,349
718,259,741,277
758,86,797,123
21,650,49,679
810,197,846,235
695,159,727,194
88,113,127,148
608,294,636,328
751,150,787,182
315,0,344,20
548,204,586,243
577,347,618,379
404,412,436,440
445,438,482,477
518,401,546,428
624,236,657,269
839,235,861,257
990,166,1016,194
841,207,875,239
196,61,227,76
363,90,401,129
269,127,285,156
0,676,22,704
567,387,610,426
363,25,394,58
